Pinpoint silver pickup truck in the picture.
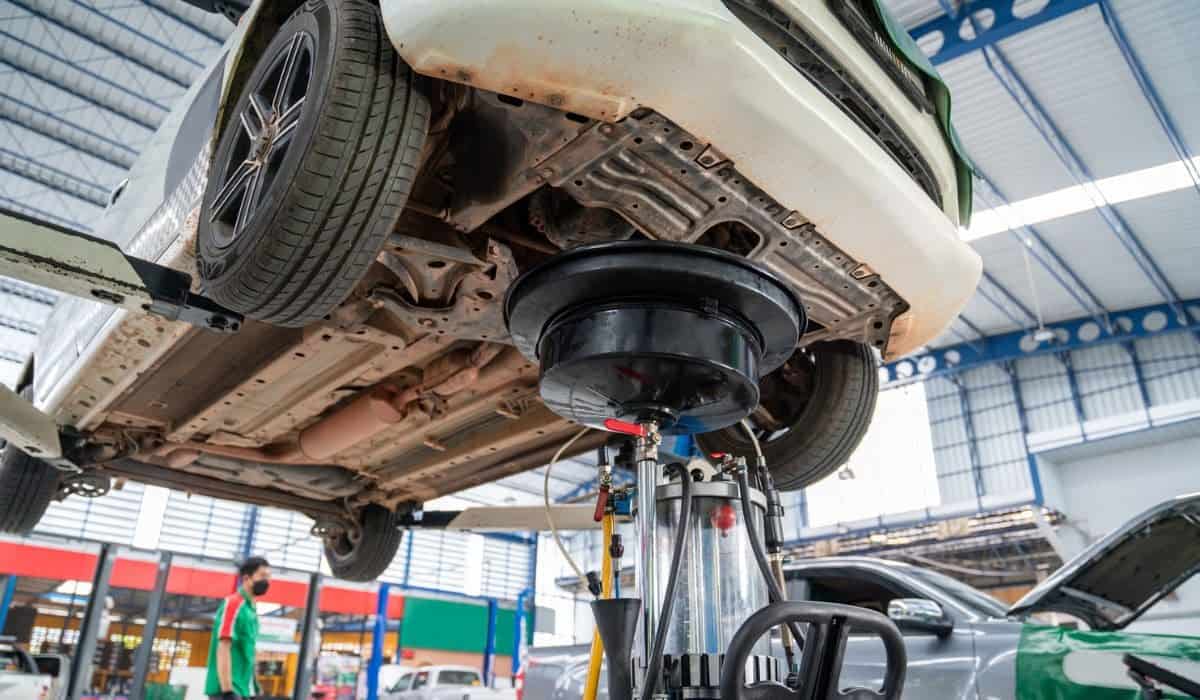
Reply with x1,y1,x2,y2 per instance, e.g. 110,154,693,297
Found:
381,665,515,700
523,493,1200,699
0,638,67,700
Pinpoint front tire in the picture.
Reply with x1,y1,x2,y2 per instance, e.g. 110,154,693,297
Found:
323,504,402,581
198,0,430,327
697,341,879,490
0,387,59,534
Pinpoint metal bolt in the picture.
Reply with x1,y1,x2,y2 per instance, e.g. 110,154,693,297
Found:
418,318,436,328
598,124,614,135
539,167,555,179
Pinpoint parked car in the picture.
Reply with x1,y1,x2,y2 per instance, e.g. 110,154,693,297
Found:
0,637,66,700
522,493,1200,699
2,0,980,580
382,665,512,700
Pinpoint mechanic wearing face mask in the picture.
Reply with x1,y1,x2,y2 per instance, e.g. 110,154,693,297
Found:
206,556,272,700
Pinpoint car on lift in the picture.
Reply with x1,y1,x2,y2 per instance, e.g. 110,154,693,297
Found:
0,0,980,580
522,494,1200,699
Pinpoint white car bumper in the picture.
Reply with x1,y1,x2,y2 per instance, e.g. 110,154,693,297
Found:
380,0,981,357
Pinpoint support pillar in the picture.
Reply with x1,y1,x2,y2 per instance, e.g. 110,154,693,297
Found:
67,542,116,700
128,552,171,700
292,573,322,700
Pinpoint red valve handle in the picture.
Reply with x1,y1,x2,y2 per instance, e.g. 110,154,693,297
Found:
593,486,610,522
603,418,647,437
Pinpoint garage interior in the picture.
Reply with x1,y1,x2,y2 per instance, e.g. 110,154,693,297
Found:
0,0,1198,699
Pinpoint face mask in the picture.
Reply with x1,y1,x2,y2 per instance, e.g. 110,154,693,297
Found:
250,579,270,596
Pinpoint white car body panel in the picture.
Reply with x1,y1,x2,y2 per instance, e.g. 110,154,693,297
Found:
379,0,981,357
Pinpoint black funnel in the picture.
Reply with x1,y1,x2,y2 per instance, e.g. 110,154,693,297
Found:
591,598,642,700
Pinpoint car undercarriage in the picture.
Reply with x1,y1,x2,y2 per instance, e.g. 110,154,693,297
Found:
55,82,908,529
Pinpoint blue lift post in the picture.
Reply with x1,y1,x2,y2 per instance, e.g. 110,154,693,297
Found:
512,589,531,684
366,582,391,700
0,574,16,632
482,598,499,686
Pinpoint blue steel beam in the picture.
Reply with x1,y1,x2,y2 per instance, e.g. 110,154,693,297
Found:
981,46,1189,327
366,582,390,700
946,375,985,507
141,0,228,45
974,173,1111,329
0,194,88,231
1099,0,1200,198
6,0,194,89
0,149,109,207
1055,351,1087,438
482,598,499,685
1001,361,1044,505
1120,341,1153,422
0,95,138,169
65,0,207,72
883,297,1200,386
911,0,1101,65
976,271,1038,329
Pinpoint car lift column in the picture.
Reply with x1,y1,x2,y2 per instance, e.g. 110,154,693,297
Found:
128,551,172,700
67,542,116,700
366,582,390,700
292,572,322,700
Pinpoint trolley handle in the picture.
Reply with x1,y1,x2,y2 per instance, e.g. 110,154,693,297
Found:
720,601,906,700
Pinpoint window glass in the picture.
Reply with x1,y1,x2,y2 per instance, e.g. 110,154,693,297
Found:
438,670,481,686
390,673,413,692
904,567,1008,618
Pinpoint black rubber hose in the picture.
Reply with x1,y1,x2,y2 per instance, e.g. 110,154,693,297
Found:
640,463,693,700
736,467,806,646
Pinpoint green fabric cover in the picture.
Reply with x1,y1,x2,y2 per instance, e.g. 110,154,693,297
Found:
1016,624,1200,699
862,1,976,224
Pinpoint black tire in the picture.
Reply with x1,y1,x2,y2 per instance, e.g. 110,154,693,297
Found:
198,0,430,327
323,504,402,581
0,387,59,534
696,340,878,490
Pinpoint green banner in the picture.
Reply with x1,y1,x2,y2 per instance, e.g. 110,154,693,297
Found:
1017,625,1200,699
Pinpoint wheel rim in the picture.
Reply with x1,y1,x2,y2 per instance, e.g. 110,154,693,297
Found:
733,348,816,446
209,31,314,247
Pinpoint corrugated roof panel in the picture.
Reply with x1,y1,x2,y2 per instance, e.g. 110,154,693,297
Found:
994,209,1163,312
252,507,323,574
481,537,533,601
36,481,145,545
937,51,1076,200
1109,0,1200,154
998,4,1178,179
1112,189,1200,301
971,234,1082,329
1136,332,1200,407
1072,343,1144,420
880,0,945,28
1016,355,1078,432
157,491,247,561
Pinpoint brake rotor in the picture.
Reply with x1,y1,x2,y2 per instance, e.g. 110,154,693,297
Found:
505,242,803,435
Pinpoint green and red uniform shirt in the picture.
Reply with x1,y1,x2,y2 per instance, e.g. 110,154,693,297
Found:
205,587,260,697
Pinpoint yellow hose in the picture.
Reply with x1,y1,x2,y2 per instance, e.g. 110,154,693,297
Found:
582,512,615,700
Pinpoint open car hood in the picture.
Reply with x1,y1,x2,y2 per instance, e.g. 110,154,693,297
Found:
1008,493,1200,631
